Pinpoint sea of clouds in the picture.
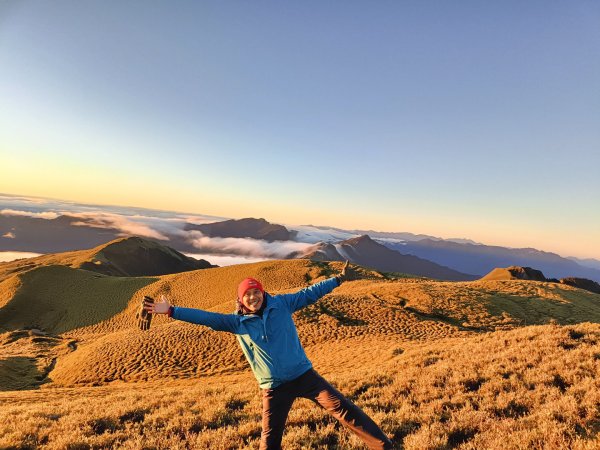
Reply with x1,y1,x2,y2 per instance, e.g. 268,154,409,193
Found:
0,193,316,265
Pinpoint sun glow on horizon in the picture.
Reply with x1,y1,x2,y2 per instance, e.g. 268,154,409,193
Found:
1,2,598,260
0,190,597,260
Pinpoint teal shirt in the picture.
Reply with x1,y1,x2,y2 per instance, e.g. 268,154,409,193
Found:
171,277,339,388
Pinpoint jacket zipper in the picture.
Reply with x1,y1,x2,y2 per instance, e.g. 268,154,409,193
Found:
262,310,269,342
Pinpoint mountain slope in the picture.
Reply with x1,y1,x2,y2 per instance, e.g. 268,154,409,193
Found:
385,239,600,282
49,271,600,386
560,277,600,295
0,236,213,282
3,322,600,449
481,266,547,281
2,258,590,387
0,265,156,334
2,247,600,448
3,251,600,388
0,214,122,253
79,237,214,276
294,235,477,281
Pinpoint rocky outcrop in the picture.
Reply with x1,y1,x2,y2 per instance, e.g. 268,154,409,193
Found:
559,277,600,295
481,266,547,281
288,242,344,261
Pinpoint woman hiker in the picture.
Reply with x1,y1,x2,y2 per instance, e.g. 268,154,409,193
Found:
139,262,394,450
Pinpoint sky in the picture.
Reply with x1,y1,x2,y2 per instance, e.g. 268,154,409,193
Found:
0,1,599,259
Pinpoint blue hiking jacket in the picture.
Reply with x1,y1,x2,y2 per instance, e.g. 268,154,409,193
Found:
170,277,340,388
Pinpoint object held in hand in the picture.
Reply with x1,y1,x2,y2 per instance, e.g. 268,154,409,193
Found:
137,296,154,331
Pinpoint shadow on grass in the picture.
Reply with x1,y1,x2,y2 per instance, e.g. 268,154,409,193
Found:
0,265,158,334
0,356,52,391
297,302,368,326
404,306,485,332
481,290,600,326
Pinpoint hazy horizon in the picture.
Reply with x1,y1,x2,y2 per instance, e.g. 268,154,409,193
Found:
1,2,599,258
1,192,599,263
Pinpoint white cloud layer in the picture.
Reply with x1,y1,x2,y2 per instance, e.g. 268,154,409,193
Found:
67,212,170,240
0,251,43,262
0,194,50,204
0,209,59,219
0,195,317,262
185,253,269,267
187,232,312,258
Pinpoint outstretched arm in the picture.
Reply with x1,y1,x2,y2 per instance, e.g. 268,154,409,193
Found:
142,296,239,333
278,277,340,312
278,261,361,312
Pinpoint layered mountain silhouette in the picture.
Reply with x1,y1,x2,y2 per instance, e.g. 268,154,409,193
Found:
384,239,600,282
3,211,599,283
291,235,477,281
184,218,294,241
0,214,123,253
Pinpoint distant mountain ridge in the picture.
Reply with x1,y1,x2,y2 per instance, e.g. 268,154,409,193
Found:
568,257,600,271
291,235,476,281
295,224,480,245
2,208,598,282
0,214,122,253
295,225,445,243
384,239,600,283
185,218,294,242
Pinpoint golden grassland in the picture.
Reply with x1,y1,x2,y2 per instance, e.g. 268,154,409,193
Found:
1,257,600,448
0,242,116,286
1,324,599,449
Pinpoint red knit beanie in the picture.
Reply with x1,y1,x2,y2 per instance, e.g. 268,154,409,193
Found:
237,278,264,299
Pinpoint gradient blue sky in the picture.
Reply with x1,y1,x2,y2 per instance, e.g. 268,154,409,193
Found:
1,1,599,258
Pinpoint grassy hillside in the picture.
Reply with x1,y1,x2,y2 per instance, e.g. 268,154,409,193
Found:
3,260,600,389
0,265,156,334
43,264,600,387
1,257,600,448
1,323,599,449
0,236,210,283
